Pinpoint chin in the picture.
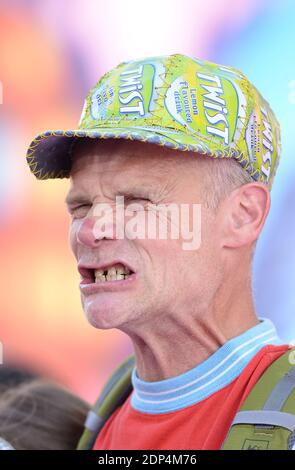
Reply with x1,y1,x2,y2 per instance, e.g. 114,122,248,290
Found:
82,295,129,329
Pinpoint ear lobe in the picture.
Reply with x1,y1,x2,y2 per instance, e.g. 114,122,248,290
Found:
222,183,270,249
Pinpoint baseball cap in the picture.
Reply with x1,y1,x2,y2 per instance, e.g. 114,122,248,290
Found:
26,53,281,189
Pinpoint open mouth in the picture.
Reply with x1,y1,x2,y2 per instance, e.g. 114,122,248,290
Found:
79,263,135,284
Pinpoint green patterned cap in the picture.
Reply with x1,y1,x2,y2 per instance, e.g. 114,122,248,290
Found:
26,53,281,189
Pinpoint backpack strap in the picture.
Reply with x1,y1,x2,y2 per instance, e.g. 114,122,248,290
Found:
77,354,135,450
221,348,295,450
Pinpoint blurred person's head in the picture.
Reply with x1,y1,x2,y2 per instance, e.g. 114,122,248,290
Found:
0,379,89,450
0,365,38,393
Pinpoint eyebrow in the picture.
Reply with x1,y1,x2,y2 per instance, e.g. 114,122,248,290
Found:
114,179,158,196
64,191,90,207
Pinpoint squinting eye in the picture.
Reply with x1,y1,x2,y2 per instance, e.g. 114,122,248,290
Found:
125,201,152,216
125,198,151,209
124,196,150,203
70,205,90,219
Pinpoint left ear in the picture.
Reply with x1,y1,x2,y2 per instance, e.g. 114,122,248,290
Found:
220,182,270,249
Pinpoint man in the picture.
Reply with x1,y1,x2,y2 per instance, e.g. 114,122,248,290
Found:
26,54,293,450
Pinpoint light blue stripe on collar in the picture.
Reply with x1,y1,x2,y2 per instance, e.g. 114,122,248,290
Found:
130,318,284,414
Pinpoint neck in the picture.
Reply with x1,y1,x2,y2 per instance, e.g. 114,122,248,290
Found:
123,281,258,382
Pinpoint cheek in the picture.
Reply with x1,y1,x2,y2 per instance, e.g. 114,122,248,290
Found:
69,221,79,255
153,240,202,305
147,239,187,281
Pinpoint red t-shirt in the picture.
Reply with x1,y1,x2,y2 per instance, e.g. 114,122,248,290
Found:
94,344,290,450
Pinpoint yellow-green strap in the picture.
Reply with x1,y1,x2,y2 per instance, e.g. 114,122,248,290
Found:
222,348,295,450
77,354,135,450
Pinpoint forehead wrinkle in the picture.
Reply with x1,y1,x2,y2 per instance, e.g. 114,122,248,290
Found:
69,140,198,203
102,165,169,197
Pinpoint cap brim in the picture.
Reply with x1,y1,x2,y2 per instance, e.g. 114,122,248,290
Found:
26,126,241,180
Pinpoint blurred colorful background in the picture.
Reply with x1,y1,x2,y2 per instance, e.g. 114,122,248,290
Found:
1,0,295,403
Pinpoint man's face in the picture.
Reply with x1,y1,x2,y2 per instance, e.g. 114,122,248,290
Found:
66,139,222,333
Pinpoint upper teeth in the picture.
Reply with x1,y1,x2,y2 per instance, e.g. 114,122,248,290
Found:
94,264,131,282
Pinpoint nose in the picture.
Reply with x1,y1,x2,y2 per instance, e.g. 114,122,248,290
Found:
76,218,98,247
76,216,115,247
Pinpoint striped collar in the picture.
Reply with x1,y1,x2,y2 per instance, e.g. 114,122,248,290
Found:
130,318,284,414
